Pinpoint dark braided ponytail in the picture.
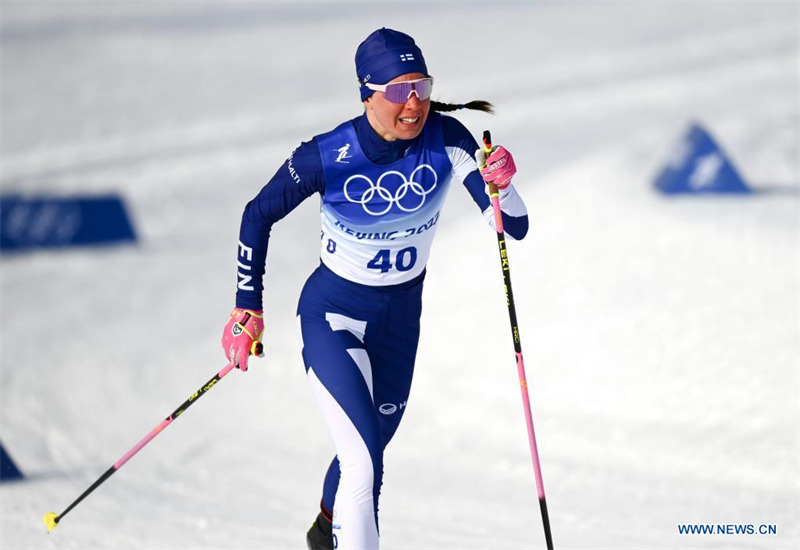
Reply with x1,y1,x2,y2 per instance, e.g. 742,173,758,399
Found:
431,100,494,114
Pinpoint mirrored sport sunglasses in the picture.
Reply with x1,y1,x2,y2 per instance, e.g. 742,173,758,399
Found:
364,77,434,104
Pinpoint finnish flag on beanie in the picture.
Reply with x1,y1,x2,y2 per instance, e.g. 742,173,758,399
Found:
355,28,428,101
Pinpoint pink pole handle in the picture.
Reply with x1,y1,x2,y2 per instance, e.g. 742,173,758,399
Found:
490,192,504,234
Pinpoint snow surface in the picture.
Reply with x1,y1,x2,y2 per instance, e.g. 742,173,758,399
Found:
1,2,798,549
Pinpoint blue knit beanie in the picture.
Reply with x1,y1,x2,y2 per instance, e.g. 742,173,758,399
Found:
355,28,428,101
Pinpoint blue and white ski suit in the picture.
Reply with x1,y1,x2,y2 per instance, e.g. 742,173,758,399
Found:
235,112,528,548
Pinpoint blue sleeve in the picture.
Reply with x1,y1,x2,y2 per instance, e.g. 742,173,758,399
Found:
235,139,325,310
440,115,529,240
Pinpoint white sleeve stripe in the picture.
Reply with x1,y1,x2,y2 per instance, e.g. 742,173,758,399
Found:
446,145,476,183
482,205,524,241
481,184,528,240
490,184,528,217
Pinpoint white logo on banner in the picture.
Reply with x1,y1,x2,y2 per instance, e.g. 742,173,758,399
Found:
689,153,723,190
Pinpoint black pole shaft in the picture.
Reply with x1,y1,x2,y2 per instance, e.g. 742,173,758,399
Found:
483,130,554,549
49,364,233,528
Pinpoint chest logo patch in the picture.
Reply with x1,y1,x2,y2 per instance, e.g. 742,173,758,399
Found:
343,164,437,216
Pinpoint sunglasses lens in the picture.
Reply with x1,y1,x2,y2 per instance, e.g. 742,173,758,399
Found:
415,78,433,100
384,79,433,103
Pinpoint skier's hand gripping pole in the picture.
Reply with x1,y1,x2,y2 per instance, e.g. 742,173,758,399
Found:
482,130,554,549
476,142,517,191
222,307,265,372
43,350,260,533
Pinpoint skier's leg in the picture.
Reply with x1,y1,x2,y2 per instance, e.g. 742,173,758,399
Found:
299,312,382,549
368,283,422,450
321,458,340,516
315,277,423,526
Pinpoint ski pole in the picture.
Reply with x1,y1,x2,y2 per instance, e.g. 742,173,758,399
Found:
482,130,554,549
43,341,262,533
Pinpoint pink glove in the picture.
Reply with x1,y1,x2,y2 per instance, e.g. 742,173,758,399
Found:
476,146,517,189
221,308,264,371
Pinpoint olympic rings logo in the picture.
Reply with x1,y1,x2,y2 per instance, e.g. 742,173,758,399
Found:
343,164,438,216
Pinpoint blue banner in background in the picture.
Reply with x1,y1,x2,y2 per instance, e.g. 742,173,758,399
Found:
0,195,137,253
0,442,24,482
655,123,751,195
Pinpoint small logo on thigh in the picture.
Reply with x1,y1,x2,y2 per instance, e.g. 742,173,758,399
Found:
379,401,406,415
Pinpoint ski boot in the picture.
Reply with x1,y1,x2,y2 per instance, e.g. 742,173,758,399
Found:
306,510,334,550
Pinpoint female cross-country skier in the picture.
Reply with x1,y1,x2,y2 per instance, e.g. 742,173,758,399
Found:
221,28,529,550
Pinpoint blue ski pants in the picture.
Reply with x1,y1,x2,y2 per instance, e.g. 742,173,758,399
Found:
297,263,424,549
